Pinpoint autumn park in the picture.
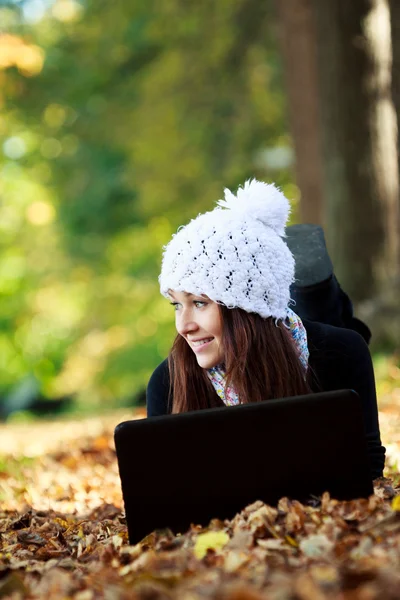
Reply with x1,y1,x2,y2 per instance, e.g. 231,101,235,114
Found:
1,0,400,598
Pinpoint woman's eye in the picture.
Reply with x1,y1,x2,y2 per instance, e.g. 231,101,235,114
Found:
194,301,206,308
170,302,181,311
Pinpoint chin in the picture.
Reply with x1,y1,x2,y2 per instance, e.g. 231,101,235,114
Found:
196,355,220,370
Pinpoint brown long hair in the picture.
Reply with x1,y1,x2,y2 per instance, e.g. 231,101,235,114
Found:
168,305,312,413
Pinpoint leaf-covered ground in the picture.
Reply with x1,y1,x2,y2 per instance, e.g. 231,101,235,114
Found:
1,373,400,600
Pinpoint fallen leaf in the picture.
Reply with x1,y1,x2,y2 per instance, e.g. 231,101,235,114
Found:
391,495,400,512
0,411,399,599
0,572,28,597
299,534,334,558
16,530,46,546
194,531,230,559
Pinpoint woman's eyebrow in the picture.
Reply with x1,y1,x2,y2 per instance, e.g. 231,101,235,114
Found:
169,291,194,298
168,292,195,300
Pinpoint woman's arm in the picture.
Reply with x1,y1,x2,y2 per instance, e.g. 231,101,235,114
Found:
307,320,385,479
146,358,171,417
340,329,386,480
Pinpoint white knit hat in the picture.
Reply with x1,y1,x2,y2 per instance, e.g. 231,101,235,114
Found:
159,179,295,320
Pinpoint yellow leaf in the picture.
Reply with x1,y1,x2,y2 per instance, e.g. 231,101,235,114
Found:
391,495,400,512
285,535,298,547
54,517,69,530
194,531,229,560
61,455,78,469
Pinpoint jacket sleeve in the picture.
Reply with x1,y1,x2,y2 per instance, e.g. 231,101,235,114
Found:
308,322,385,480
146,359,172,417
340,330,386,479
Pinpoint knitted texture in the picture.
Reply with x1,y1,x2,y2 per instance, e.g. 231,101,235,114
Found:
159,179,295,320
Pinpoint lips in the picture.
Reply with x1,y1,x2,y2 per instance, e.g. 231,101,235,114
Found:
190,337,214,352
191,338,213,346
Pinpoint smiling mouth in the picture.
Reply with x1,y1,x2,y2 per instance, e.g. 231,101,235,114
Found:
191,338,213,348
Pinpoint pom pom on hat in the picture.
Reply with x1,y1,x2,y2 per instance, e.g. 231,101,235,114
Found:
216,179,290,236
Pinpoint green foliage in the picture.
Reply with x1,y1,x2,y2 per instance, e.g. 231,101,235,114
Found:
0,0,295,409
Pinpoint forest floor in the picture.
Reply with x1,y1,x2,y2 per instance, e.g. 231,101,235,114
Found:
0,355,400,599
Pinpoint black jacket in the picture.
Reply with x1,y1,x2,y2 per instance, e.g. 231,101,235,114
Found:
146,319,385,479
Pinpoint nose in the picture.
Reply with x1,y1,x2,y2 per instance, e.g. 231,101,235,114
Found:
176,310,199,337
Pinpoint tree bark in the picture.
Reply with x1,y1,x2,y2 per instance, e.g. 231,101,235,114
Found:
312,0,399,305
388,0,400,258
366,0,399,287
389,0,400,175
275,0,324,225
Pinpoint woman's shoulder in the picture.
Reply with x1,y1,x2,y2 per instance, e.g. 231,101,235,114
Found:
303,318,370,357
303,318,374,387
148,358,170,384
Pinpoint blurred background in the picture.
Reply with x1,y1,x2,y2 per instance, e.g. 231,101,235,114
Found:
0,0,399,421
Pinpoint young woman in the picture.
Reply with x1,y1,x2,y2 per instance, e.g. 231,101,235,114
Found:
147,179,385,480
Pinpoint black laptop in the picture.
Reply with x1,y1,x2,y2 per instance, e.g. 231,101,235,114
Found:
114,389,373,545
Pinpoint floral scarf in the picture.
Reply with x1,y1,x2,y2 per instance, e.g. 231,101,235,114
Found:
206,309,309,406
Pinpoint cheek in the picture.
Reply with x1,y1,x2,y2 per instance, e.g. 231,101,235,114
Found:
175,313,184,332
213,324,224,351
209,308,223,337
214,318,223,340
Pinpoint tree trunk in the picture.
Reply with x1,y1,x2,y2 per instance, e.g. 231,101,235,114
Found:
275,0,324,225
389,0,400,176
366,0,399,290
312,0,399,306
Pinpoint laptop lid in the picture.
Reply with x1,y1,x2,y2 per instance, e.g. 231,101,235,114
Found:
114,389,373,545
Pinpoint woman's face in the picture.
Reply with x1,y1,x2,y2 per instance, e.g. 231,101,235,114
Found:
169,290,224,369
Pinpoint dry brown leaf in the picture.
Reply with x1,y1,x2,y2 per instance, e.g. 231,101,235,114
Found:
0,412,399,599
